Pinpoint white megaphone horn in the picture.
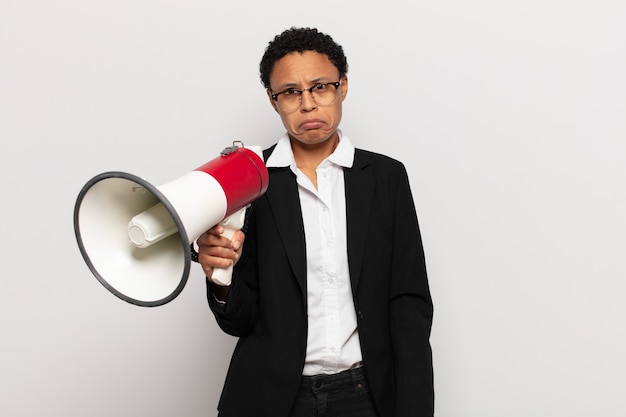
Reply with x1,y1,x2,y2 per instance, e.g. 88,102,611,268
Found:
73,141,268,307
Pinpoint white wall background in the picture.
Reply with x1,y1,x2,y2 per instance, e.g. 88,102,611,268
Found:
2,1,625,416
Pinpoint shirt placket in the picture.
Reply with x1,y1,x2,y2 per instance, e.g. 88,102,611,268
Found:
317,164,341,370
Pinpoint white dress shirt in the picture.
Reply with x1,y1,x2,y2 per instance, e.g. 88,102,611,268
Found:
266,131,363,376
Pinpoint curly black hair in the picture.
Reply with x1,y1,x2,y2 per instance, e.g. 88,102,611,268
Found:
259,27,348,89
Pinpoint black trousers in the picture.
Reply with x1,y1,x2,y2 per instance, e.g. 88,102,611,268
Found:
288,367,379,417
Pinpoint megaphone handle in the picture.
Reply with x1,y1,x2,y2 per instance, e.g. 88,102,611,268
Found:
210,208,247,286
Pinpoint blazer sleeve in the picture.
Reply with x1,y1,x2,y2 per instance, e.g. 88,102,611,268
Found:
207,206,260,338
388,163,434,416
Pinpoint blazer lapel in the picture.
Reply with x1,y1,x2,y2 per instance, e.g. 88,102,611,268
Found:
263,151,374,301
344,151,375,293
265,167,308,300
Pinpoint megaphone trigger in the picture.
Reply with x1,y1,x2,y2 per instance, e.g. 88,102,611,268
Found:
210,207,247,286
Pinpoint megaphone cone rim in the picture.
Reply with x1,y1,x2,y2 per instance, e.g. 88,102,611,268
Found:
73,171,191,307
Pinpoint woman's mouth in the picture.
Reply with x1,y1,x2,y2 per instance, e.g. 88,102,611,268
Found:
299,119,325,130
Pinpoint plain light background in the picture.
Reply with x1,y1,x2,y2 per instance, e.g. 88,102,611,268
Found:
2,0,625,416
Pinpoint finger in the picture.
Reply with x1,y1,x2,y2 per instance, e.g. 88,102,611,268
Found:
199,253,234,270
197,233,231,249
201,264,213,277
230,230,246,251
199,242,238,259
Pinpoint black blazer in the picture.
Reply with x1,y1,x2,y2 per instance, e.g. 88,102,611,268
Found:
208,147,434,417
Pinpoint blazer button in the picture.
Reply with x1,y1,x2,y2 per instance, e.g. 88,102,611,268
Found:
358,310,364,320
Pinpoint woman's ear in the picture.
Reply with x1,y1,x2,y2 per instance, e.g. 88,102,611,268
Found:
267,89,279,113
340,76,348,101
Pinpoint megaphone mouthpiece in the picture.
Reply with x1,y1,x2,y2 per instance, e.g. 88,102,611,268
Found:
127,202,178,248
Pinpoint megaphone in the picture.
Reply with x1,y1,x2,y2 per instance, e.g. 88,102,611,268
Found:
73,142,269,307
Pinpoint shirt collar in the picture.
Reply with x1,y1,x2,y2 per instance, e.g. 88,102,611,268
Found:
266,129,355,172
